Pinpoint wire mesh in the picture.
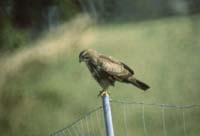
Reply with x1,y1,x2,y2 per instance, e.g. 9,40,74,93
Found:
50,106,104,136
50,100,200,136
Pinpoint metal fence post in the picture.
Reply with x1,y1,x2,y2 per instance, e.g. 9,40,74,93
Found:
101,93,115,136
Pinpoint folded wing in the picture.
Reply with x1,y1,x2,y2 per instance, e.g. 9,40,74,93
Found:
98,55,134,80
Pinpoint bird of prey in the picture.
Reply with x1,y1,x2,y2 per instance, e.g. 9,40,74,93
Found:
79,49,150,96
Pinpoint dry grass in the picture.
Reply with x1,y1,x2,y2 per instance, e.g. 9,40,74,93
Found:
0,14,95,87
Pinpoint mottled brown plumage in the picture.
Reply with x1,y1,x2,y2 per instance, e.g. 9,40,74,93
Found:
79,49,150,92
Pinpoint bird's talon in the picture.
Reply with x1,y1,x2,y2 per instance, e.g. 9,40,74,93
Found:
97,90,110,97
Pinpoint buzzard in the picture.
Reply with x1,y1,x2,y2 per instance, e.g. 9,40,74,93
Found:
79,49,150,96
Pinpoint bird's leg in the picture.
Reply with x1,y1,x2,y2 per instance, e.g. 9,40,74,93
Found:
97,90,110,97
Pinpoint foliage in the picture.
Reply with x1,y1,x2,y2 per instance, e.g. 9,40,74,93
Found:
0,0,80,51
1,0,200,51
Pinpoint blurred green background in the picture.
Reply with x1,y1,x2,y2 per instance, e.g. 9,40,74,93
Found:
0,0,200,135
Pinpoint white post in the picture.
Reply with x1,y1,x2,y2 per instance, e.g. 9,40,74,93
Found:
101,93,115,136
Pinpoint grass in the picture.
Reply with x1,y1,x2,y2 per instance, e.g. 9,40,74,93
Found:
0,15,200,135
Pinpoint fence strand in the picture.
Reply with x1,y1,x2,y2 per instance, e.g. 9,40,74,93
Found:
182,109,187,136
123,104,128,136
110,99,200,109
142,104,148,136
162,106,167,136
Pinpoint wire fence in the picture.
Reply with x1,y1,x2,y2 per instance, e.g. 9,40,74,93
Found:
50,100,200,136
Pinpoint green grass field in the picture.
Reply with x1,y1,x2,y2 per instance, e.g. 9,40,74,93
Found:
0,15,200,135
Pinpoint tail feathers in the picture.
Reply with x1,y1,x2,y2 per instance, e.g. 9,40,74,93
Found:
128,77,150,91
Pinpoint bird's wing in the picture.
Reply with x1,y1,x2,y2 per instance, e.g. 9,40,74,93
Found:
98,55,134,78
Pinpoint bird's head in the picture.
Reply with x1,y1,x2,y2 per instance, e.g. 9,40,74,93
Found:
79,49,98,63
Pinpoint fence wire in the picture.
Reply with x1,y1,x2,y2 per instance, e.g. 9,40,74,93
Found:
50,100,200,136
110,100,200,109
50,106,103,136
